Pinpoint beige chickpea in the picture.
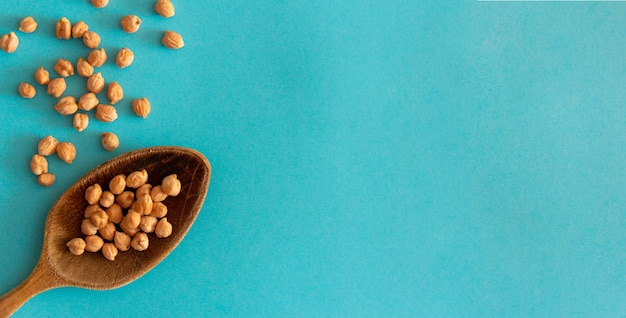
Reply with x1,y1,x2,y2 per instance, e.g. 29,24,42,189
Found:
18,82,36,99
155,0,175,18
38,135,58,156
150,201,168,218
99,190,115,208
91,0,109,8
30,154,48,176
114,231,131,251
107,82,123,104
84,204,103,219
85,184,103,205
88,49,107,68
37,173,55,187
109,174,126,194
54,96,78,116
120,221,140,237
78,92,99,111
126,169,148,188
90,208,109,229
72,21,88,38
106,204,123,224
55,17,71,40
120,15,141,33
102,243,118,261
162,174,181,196
57,142,76,164
96,104,117,122
116,191,135,208
116,47,135,68
136,183,152,197
132,194,153,215
155,217,173,238
99,222,116,241
130,232,149,251
54,58,74,77
81,218,99,236
73,113,89,132
87,72,105,93
132,97,151,118
150,185,168,202
162,30,184,49
66,238,86,255
85,235,104,252
121,209,141,230
140,215,158,233
35,66,50,85
19,17,38,33
83,31,101,49
101,132,120,151
1,32,19,53
47,78,66,98
76,58,94,77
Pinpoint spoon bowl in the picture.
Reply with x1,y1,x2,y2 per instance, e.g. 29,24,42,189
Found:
0,146,211,316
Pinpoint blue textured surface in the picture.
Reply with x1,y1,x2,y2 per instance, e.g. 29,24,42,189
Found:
1,1,626,317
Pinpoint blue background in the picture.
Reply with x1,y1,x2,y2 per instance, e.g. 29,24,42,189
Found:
1,1,626,317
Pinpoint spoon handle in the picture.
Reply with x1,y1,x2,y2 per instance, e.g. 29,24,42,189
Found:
0,263,60,317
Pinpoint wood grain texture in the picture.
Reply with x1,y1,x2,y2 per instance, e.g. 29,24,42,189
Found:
0,146,211,317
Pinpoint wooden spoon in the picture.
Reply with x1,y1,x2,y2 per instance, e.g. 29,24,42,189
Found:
0,146,211,316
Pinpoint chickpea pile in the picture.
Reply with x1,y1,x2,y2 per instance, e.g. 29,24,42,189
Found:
66,169,182,261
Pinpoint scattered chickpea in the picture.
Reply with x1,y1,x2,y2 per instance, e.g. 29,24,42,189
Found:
47,78,66,98
155,217,173,238
72,21,89,38
81,218,99,236
140,215,158,233
54,96,78,116
90,208,109,229
95,104,118,122
162,30,184,49
54,58,74,77
85,184,103,205
126,169,148,188
84,235,104,252
78,92,99,111
84,204,103,218
18,82,36,99
83,31,101,49
107,82,123,104
0,32,19,53
116,47,134,68
136,184,152,197
98,222,116,241
130,232,149,251
76,58,94,77
132,194,153,215
66,238,86,256
120,15,141,33
30,154,48,176
102,243,118,261
120,221,140,237
99,191,115,208
150,201,168,218
162,174,181,196
73,112,89,132
55,17,71,40
109,175,126,194
88,49,107,68
19,17,38,33
37,173,55,187
91,0,109,8
106,204,124,224
116,190,135,209
56,141,76,164
87,72,105,94
38,135,58,156
114,231,131,251
34,66,50,85
132,97,151,118
121,209,141,229
150,185,168,202
101,132,120,151
155,0,175,18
